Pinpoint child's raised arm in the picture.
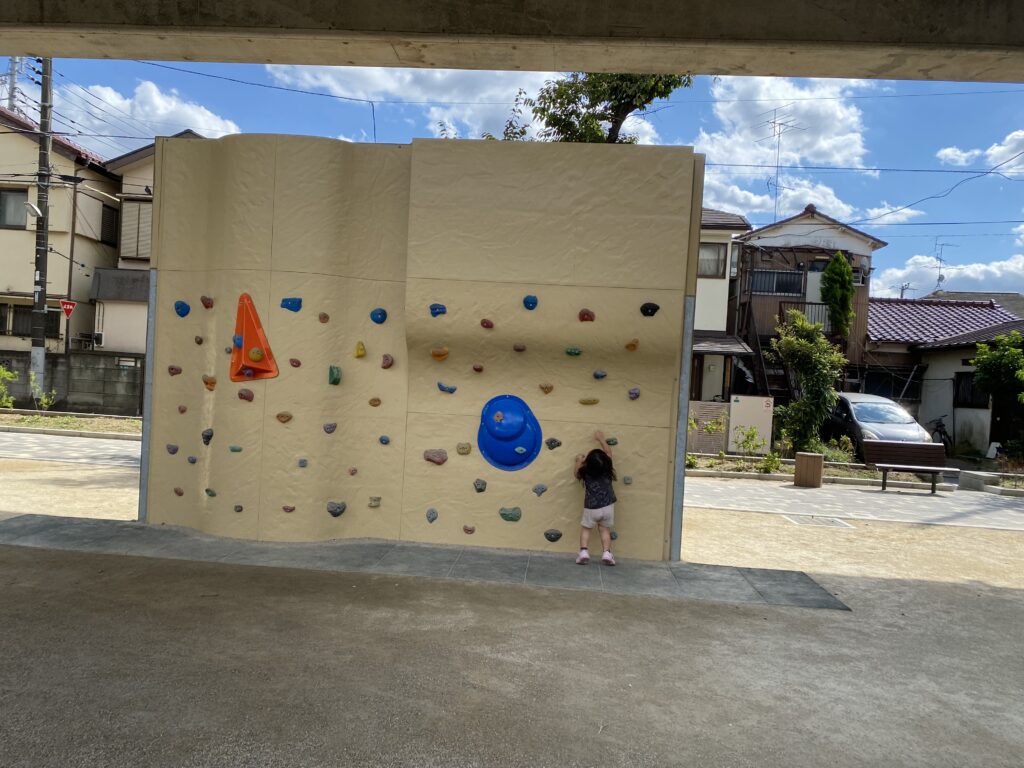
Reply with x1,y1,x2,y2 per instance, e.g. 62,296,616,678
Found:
574,453,586,477
594,430,612,457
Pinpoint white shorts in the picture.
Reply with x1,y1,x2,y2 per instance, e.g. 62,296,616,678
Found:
581,504,615,529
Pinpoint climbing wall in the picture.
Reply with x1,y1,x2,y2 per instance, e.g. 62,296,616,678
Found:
147,135,700,560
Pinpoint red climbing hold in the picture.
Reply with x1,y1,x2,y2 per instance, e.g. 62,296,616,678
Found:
230,293,278,382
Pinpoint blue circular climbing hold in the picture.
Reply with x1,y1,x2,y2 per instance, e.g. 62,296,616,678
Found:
379,435,391,445
187,456,197,464
478,394,543,472
523,295,538,311
429,303,447,317
174,300,190,318
370,308,387,324
233,334,243,349
280,297,302,312
298,458,308,468
593,370,607,380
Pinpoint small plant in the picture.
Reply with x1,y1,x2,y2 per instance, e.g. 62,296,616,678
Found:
0,364,17,409
759,452,783,474
687,416,698,432
774,428,794,459
29,372,57,411
733,425,767,469
717,450,726,460
685,453,698,469
701,417,726,435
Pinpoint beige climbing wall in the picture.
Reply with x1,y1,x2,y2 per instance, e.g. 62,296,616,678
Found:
146,135,700,560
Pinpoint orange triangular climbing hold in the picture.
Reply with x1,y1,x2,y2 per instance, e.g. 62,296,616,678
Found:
230,293,279,382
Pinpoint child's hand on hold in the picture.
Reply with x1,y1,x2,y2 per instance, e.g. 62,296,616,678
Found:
575,453,586,463
594,430,605,443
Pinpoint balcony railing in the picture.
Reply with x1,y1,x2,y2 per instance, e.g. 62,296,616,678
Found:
779,301,831,333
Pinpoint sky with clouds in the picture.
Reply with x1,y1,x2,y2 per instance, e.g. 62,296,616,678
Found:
3,57,1022,299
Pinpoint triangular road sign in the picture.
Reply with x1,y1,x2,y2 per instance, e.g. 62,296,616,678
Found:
230,293,279,382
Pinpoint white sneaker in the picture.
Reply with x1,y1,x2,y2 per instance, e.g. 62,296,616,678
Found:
575,549,590,565
601,550,616,566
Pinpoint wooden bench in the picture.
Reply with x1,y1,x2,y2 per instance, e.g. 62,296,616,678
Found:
862,440,959,494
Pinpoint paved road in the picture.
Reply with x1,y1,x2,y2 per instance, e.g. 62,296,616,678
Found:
685,476,1024,532
0,432,140,467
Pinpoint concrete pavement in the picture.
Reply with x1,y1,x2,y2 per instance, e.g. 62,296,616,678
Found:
0,431,140,467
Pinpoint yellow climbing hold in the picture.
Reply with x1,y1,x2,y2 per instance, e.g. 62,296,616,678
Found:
355,341,366,358
579,398,599,406
431,346,450,361
248,347,265,362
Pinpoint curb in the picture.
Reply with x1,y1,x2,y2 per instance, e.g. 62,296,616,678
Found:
686,469,957,492
0,426,142,442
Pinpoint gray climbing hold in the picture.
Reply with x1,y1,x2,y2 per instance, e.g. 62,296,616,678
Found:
194,336,203,345
370,307,387,324
327,501,347,518
545,438,562,450
623,476,633,485
429,303,447,317
532,484,548,497
166,444,178,455
238,388,254,402
298,458,308,468
513,343,526,352
473,478,487,493
437,381,457,394
368,496,381,508
205,488,216,497
514,446,527,455
233,504,243,513
224,347,232,354
200,295,214,309
499,507,522,522
593,370,607,379
323,422,337,434
565,346,582,356
424,448,448,465
640,302,660,317
174,300,190,317
201,428,213,445
280,297,302,312
628,388,640,400
379,435,390,445
456,442,472,456
228,445,242,453
610,531,619,541
523,295,538,310
544,529,562,543
606,437,618,446
426,508,438,524
187,456,197,464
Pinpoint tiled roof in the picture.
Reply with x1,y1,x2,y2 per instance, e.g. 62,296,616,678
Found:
867,298,1020,344
692,331,754,356
923,291,1024,319
701,207,751,231
918,319,1024,350
739,203,887,248
0,105,106,166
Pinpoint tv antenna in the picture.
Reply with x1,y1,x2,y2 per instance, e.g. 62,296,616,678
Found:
755,104,805,222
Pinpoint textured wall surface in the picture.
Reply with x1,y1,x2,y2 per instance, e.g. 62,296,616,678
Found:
147,135,698,560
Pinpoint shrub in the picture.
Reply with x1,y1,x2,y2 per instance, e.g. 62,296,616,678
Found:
0,364,16,409
759,452,782,474
685,453,698,469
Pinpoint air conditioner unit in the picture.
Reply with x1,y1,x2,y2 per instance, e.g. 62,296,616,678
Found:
93,332,104,347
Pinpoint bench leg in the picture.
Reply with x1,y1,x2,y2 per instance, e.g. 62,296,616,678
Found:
881,469,888,491
932,473,937,494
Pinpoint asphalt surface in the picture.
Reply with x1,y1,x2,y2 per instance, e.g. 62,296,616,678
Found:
0,431,140,467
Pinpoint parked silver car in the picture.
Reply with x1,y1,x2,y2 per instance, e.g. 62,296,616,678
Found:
826,393,932,457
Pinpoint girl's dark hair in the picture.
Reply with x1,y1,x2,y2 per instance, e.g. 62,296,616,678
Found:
576,448,616,482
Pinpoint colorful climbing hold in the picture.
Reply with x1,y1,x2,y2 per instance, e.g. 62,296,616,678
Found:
229,445,243,453
282,505,295,513
544,529,562,543
369,497,381,508
456,442,472,456
201,428,214,445
478,394,543,472
194,336,203,345
205,488,217,498
202,374,217,391
514,446,527,455
437,381,457,394
606,437,619,446
610,531,619,541
247,347,265,363
225,347,232,355
187,456,197,464
533,484,548,497
463,525,476,534
242,368,255,378
625,338,639,351
289,358,301,367
369,397,381,407
382,354,395,369
233,505,243,513
200,295,214,309
424,448,448,465
355,341,366,358
565,346,582,356
480,318,494,329
579,398,599,405
323,422,337,434
174,487,184,497
233,334,243,349
578,308,595,322
429,303,447,317
426,508,438,524
328,365,341,385
178,405,187,414
539,383,553,394
319,312,330,323
472,363,484,373
499,507,522,522
348,467,358,476
168,365,182,376
166,444,179,455
379,435,391,445
623,476,633,485
513,343,526,352
474,479,487,493
280,297,302,312
298,458,308,468
431,347,449,361
628,388,641,400
327,501,347,518
174,300,190,318
523,295,538,310
545,438,562,450
593,370,607,379
276,412,293,423
238,388,254,402
370,307,387,324
640,302,660,317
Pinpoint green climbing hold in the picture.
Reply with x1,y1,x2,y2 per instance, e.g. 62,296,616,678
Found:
606,437,618,446
228,445,242,453
205,488,217,497
565,346,582,356
328,365,341,385
499,506,522,522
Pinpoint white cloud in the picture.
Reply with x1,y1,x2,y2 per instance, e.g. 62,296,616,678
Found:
702,173,856,220
622,115,659,145
1014,223,1024,247
872,253,1024,297
863,201,925,224
266,65,554,140
935,146,982,166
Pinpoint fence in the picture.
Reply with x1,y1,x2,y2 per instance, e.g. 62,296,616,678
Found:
0,350,145,415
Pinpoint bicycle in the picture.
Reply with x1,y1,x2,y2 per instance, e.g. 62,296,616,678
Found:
926,415,953,456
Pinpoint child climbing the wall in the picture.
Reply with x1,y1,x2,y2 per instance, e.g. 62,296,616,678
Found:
573,431,617,566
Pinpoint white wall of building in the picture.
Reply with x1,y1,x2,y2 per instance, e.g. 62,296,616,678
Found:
94,300,148,354
701,354,726,400
919,347,991,452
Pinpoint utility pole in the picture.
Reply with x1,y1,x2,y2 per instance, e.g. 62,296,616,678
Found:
5,56,19,110
31,57,53,389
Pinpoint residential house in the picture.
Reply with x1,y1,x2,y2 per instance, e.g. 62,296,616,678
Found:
0,105,120,356
730,203,887,399
865,297,1021,451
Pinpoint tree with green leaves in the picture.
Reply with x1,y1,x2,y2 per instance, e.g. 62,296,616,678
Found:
769,310,847,452
973,330,1024,455
528,73,692,144
820,251,855,339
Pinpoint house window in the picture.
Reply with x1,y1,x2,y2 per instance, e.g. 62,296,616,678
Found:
751,269,803,296
954,371,989,409
119,200,152,260
0,303,7,334
0,187,29,229
697,243,728,278
101,204,119,247
852,267,867,286
10,306,61,338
